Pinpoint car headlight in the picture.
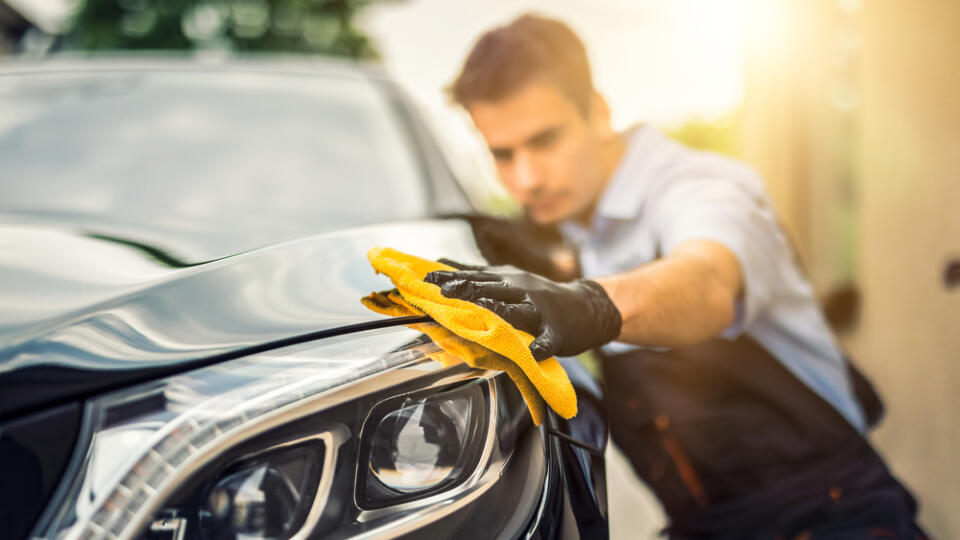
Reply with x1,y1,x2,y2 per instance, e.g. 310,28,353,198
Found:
360,381,489,507
194,437,326,540
32,325,541,540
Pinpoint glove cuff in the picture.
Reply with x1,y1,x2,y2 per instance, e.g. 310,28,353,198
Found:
576,279,623,345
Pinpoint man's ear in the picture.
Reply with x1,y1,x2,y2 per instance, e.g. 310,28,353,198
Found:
587,92,614,137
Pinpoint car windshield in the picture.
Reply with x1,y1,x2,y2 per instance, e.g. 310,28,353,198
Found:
0,68,430,233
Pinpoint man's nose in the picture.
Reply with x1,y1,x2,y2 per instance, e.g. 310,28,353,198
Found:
511,150,541,197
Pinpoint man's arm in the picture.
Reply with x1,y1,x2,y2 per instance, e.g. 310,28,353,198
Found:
595,239,743,347
426,238,743,360
428,174,777,360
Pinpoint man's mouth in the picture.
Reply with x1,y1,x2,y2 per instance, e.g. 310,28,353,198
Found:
529,195,563,213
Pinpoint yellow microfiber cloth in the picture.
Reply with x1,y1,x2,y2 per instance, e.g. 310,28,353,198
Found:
361,247,577,425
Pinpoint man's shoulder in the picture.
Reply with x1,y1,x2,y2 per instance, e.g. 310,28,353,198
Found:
597,125,768,222
632,126,763,190
668,140,757,182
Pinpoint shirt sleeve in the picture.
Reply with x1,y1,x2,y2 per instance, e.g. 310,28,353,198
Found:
650,173,792,337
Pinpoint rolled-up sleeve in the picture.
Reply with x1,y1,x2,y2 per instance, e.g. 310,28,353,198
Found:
650,174,789,337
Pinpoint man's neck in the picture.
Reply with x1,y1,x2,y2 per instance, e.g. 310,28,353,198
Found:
571,131,628,227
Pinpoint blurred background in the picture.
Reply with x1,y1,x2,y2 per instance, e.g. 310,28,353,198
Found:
1,0,957,537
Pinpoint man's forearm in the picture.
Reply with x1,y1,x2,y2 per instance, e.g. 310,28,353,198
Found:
593,239,742,347
427,239,742,359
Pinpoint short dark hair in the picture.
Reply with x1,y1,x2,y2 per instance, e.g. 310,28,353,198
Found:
450,14,594,115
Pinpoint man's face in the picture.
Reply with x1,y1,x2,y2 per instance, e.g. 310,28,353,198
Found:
468,83,610,224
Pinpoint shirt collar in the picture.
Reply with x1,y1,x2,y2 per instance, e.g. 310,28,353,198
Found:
594,123,659,220
559,124,659,241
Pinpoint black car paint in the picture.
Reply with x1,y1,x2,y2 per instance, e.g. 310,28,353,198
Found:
0,60,608,539
0,402,83,540
546,358,610,539
0,220,484,419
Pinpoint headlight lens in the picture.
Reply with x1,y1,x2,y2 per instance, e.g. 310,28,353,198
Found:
361,381,488,506
199,442,323,540
370,399,466,491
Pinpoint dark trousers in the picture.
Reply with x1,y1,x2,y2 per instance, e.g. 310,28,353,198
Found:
599,335,927,539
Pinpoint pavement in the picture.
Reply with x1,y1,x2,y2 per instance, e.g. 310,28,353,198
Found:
605,441,667,539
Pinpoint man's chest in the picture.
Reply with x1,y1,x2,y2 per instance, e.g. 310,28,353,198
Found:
573,220,660,279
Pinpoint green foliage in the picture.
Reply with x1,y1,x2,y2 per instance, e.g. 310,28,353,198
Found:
62,0,384,59
664,112,741,157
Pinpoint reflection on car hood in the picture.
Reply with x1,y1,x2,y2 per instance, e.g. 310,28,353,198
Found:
0,217,482,391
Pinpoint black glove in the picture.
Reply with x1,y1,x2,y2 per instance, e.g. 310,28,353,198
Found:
426,261,622,361
448,214,579,282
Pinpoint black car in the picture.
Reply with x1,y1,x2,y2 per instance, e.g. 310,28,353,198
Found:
0,58,608,540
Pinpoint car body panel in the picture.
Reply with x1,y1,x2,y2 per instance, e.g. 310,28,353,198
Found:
0,402,83,540
0,218,488,418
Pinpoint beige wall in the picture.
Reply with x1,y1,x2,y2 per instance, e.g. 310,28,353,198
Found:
741,1,960,537
612,2,958,534
854,1,960,536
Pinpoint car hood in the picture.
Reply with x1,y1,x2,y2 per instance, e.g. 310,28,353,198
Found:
0,216,483,417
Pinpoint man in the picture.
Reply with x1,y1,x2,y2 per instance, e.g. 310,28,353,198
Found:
427,14,924,539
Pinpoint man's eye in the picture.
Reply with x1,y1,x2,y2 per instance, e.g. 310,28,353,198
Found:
491,148,513,162
528,129,560,150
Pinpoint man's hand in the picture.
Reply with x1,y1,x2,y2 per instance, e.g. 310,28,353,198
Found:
425,262,621,360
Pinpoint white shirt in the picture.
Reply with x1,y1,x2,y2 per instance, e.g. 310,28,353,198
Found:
559,125,866,432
